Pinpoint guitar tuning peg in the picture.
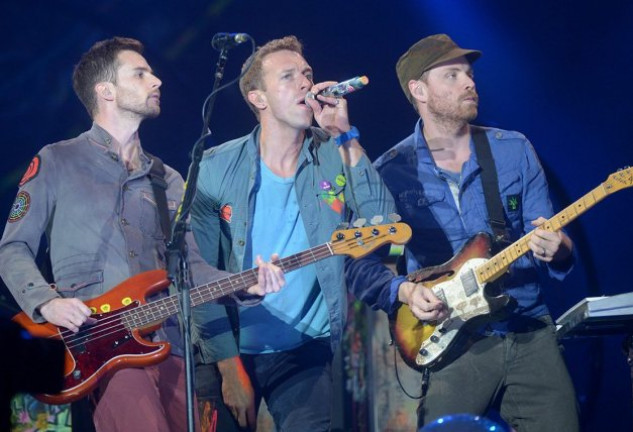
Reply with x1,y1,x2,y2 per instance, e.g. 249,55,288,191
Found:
337,222,349,230
388,213,402,223
352,218,366,228
370,215,384,225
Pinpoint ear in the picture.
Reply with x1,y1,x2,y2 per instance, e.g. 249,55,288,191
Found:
95,82,114,101
247,90,266,110
408,79,426,102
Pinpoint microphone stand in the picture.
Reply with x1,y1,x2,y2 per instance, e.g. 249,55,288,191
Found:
165,46,230,432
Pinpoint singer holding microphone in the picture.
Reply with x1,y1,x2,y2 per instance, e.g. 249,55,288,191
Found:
190,35,395,431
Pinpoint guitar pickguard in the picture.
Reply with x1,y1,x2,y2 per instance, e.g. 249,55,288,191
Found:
415,258,492,367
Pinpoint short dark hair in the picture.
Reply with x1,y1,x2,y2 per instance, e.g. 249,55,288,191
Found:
72,37,144,117
239,36,303,119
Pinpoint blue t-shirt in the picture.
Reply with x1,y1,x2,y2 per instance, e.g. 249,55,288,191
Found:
239,160,330,354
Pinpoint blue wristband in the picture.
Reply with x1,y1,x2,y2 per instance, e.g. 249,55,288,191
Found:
334,126,360,146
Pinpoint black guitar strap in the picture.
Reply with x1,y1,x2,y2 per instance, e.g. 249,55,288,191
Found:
147,154,172,243
472,126,511,251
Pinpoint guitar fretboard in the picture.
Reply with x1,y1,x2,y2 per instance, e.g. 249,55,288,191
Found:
476,180,612,283
121,243,334,329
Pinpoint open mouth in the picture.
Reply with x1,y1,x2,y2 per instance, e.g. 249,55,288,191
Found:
297,97,312,110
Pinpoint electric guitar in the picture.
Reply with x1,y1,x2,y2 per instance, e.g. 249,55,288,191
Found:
390,167,633,371
14,222,412,404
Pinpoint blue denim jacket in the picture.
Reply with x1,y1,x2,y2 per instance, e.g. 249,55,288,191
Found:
190,125,396,362
346,121,573,331
0,124,231,352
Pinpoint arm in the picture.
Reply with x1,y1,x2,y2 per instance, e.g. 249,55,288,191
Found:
306,81,364,167
345,249,448,322
519,140,575,278
0,151,92,330
217,356,256,430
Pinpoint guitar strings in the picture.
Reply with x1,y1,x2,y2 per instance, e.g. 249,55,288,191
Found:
60,246,335,349
56,229,399,352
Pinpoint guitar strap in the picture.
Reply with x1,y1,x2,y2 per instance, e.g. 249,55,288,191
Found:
471,126,511,251
147,153,242,345
147,154,172,243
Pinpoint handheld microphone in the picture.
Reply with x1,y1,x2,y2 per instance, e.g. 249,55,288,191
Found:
211,33,249,51
306,76,369,101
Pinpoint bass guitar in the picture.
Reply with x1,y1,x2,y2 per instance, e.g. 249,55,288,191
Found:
390,167,633,370
14,222,412,404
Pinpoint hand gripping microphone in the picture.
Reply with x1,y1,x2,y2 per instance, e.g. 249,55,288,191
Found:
211,33,249,51
306,76,369,102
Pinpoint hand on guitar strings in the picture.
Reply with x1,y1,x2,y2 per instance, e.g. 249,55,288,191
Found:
398,281,449,322
247,253,286,296
528,217,573,263
38,297,93,333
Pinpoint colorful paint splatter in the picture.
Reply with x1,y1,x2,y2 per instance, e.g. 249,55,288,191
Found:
319,174,346,214
10,394,71,432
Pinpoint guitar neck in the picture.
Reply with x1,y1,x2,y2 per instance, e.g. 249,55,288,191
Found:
189,243,334,307
127,243,334,327
477,181,612,283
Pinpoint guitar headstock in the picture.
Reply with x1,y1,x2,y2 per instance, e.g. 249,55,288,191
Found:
604,166,633,193
330,222,412,258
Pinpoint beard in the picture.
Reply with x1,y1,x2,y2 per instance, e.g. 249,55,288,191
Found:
427,92,478,125
116,89,160,119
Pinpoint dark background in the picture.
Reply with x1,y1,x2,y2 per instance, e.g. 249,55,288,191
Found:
2,1,632,430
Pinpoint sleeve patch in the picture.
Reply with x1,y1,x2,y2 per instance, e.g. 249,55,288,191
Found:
18,155,41,187
9,191,31,223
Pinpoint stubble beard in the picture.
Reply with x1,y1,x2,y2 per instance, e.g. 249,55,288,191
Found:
427,95,478,130
117,90,160,121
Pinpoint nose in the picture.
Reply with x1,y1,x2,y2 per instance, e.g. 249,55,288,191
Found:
151,74,162,89
464,74,476,89
300,74,312,90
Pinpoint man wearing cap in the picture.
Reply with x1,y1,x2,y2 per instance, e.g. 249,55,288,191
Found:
346,34,579,431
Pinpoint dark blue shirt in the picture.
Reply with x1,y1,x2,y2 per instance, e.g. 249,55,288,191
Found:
346,120,573,332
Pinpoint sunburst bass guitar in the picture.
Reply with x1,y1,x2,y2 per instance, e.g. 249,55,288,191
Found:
14,222,412,404
390,167,633,371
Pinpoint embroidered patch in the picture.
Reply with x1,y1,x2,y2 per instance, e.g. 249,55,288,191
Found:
18,155,41,187
9,191,31,223
220,204,233,223
507,194,521,212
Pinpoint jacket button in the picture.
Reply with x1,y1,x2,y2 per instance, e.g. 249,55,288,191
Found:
237,240,245,246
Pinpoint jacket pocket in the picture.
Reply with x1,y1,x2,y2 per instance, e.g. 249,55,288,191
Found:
55,265,104,294
140,190,177,239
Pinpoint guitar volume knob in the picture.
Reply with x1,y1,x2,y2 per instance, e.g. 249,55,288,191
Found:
419,348,429,356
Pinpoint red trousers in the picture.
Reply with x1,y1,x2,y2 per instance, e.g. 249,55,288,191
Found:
93,355,199,432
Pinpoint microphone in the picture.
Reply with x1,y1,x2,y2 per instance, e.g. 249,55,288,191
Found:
211,33,249,51
306,76,369,101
